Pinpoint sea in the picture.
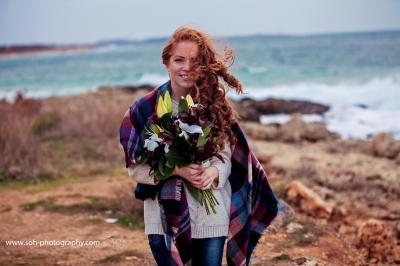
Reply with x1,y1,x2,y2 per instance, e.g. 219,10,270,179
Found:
1,30,400,139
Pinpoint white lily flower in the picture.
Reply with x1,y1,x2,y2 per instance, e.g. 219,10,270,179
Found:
179,131,189,140
144,133,162,151
144,139,159,151
164,143,170,154
149,133,162,142
176,119,203,135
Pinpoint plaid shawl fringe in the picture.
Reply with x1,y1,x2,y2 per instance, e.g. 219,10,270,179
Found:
119,81,279,266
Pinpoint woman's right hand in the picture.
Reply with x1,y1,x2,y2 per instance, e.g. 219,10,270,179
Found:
172,164,204,187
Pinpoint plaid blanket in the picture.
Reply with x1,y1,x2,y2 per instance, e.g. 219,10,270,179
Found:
119,81,279,266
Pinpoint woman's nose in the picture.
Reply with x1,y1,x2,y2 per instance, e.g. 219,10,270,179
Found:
182,61,191,71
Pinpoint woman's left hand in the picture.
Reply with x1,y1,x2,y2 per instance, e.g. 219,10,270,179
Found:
195,166,218,190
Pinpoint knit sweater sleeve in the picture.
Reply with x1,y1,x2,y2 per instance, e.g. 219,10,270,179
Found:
128,165,159,185
210,139,232,189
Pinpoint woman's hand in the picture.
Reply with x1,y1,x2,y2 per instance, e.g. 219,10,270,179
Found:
172,164,204,187
195,166,219,190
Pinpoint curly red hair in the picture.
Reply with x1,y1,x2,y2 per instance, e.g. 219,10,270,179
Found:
162,26,243,148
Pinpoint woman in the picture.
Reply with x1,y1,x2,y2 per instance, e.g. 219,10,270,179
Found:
120,26,278,266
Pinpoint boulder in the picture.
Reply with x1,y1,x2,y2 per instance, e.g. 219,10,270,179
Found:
279,114,338,143
357,219,399,263
268,200,295,232
304,123,339,142
286,180,333,218
233,97,329,122
371,133,400,159
280,114,306,142
240,121,279,140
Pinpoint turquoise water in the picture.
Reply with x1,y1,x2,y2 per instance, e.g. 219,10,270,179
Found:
1,30,400,98
1,30,400,139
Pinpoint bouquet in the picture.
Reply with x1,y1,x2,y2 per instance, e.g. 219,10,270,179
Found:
138,91,224,214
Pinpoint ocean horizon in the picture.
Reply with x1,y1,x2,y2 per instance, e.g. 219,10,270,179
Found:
1,30,400,139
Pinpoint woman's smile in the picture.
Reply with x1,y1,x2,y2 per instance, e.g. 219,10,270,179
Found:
166,40,199,95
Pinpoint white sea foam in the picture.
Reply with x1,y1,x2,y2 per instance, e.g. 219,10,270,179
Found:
133,73,169,86
229,74,400,110
0,86,98,102
237,75,400,139
260,107,400,140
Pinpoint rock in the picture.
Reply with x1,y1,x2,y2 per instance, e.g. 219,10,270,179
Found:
286,180,334,218
396,152,400,164
232,100,260,122
280,114,306,142
98,85,153,94
371,132,400,159
294,257,307,265
240,121,279,140
357,219,399,263
338,224,356,236
304,123,339,142
279,114,338,143
268,200,295,232
329,206,348,222
233,97,329,122
286,222,304,234
294,257,319,266
395,221,400,243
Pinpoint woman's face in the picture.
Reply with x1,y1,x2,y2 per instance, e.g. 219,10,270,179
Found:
166,41,199,94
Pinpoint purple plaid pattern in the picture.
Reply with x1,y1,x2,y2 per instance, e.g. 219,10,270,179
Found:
159,177,192,265
119,81,279,266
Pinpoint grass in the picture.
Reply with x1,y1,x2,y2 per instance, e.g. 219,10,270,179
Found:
0,173,90,194
0,206,12,213
81,217,103,225
272,253,291,261
20,200,49,211
290,221,323,246
116,215,145,230
276,239,293,249
20,195,144,230
95,250,144,264
20,196,113,214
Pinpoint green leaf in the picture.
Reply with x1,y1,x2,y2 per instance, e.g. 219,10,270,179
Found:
158,159,166,177
165,148,190,167
138,153,148,164
166,159,175,169
185,181,202,202
196,135,208,147
158,113,172,128
163,165,174,178
154,170,162,180
202,124,211,137
196,124,211,147
149,124,158,134
178,98,189,113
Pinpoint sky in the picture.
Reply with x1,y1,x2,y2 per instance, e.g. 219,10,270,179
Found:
0,0,400,45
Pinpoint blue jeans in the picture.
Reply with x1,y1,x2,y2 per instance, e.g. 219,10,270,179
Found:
148,234,226,266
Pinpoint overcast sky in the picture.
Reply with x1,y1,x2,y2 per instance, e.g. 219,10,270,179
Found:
1,0,400,45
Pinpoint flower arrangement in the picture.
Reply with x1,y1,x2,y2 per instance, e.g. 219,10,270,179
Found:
138,91,223,214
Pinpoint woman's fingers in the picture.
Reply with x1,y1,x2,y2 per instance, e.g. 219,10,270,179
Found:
201,176,214,189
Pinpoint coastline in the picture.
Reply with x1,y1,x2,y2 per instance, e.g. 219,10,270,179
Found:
0,44,94,57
